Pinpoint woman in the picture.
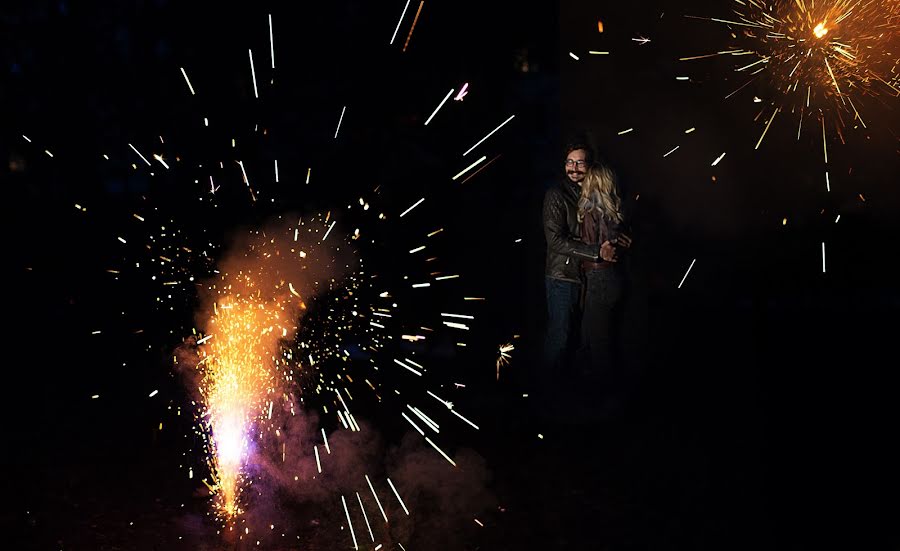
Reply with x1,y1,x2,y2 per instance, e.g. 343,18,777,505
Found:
577,164,632,382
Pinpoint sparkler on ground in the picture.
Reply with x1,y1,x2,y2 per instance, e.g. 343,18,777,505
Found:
196,291,297,519
177,215,351,522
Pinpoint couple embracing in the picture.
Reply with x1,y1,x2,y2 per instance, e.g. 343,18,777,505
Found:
543,141,633,392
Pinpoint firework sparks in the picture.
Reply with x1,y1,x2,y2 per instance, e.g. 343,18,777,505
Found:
454,82,469,100
402,1,425,52
452,156,487,180
462,114,516,156
425,436,457,467
390,0,412,45
37,6,522,544
356,491,375,542
402,411,425,434
334,105,347,139
386,477,410,515
248,49,259,99
678,258,698,289
399,197,425,217
196,295,287,519
425,88,455,125
179,67,196,95
459,154,501,184
341,495,359,550
365,474,389,523
684,0,900,144
496,343,514,380
268,14,275,69
128,143,152,166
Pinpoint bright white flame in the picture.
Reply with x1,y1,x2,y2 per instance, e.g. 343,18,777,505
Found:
214,414,248,468
813,22,828,38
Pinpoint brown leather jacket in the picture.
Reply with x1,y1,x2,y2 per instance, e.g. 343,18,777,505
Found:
543,180,599,282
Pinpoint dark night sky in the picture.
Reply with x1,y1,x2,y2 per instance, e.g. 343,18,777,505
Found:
3,0,899,549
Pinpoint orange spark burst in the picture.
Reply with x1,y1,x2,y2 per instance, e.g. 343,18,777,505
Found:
685,0,900,142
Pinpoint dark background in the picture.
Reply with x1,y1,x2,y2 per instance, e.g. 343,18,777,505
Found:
3,0,899,549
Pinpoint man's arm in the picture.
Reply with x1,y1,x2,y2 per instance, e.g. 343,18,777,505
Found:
543,188,598,260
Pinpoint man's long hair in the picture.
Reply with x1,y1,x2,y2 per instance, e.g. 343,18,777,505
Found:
577,164,623,225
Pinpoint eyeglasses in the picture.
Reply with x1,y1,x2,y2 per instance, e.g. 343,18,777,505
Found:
565,159,587,167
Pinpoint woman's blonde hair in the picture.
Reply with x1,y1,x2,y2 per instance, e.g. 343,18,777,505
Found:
577,164,623,225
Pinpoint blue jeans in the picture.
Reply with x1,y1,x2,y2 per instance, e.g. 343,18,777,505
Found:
544,277,581,373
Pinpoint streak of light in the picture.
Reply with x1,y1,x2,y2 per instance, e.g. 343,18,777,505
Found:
678,258,697,289
356,492,375,542
393,359,422,376
401,412,425,435
402,1,424,52
128,143,152,166
335,106,347,139
387,478,410,515
268,14,275,68
322,221,336,242
341,495,359,550
425,437,457,466
248,49,259,98
425,88,455,125
451,409,480,430
180,67,196,95
462,114,516,156
400,197,424,217
440,313,473,319
365,475,389,523
452,156,487,180
390,0,412,44
754,109,779,150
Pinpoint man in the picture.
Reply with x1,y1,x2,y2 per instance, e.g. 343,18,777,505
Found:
542,143,617,375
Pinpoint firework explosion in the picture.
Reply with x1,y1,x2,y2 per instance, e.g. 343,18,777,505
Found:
158,207,372,523
683,0,900,147
174,213,362,523
66,3,514,540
